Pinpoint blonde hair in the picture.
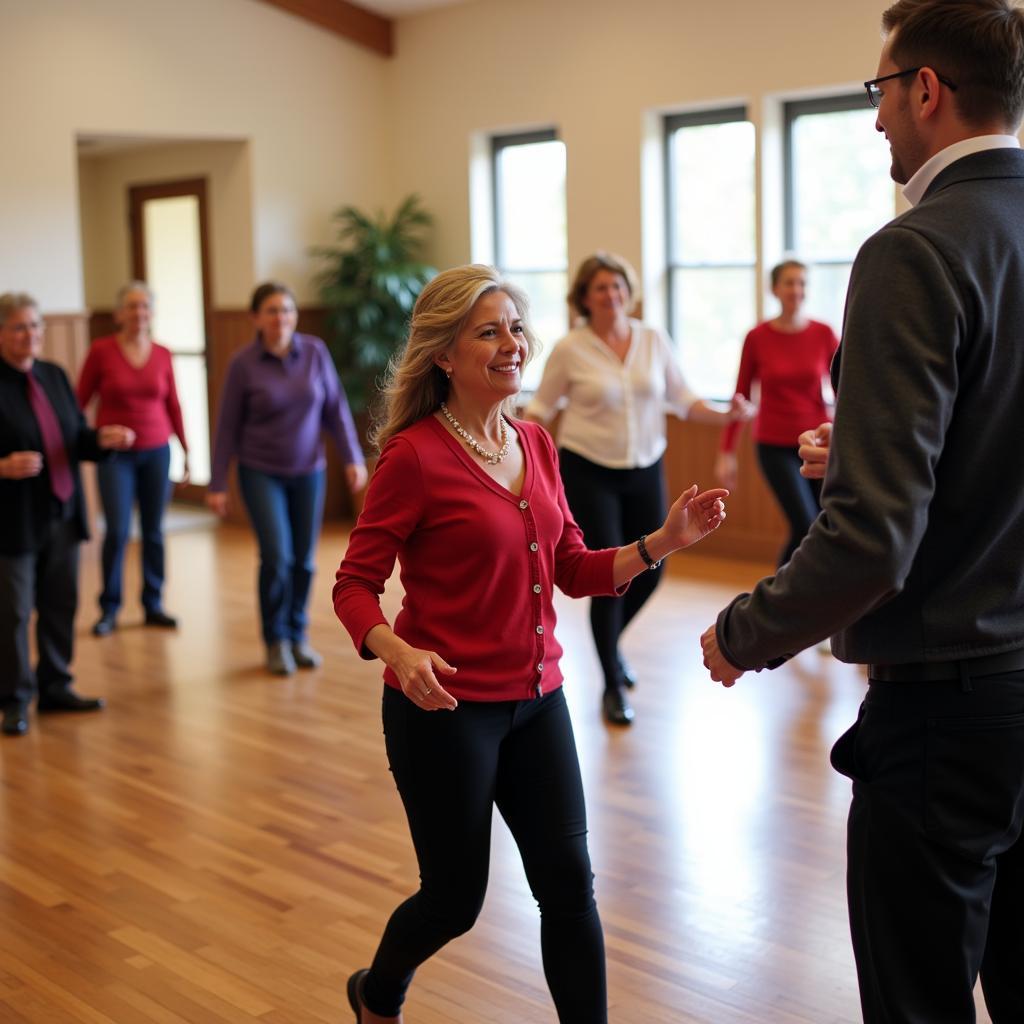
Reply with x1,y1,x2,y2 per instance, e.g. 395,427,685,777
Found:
370,265,540,452
568,251,640,319
0,292,39,328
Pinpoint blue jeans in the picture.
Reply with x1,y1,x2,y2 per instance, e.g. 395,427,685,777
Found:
97,444,171,615
237,465,325,647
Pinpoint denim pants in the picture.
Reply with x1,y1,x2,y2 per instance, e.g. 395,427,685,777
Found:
237,465,325,647
96,444,171,614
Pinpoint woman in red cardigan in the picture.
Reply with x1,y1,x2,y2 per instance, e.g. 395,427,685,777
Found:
334,264,728,1024
716,260,839,567
77,282,188,635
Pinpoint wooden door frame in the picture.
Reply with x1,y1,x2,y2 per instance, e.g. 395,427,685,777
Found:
128,178,212,504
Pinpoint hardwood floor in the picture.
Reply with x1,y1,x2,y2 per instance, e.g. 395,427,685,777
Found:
0,521,991,1023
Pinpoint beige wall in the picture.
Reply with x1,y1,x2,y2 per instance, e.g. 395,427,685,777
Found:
388,0,899,321
3,0,392,311
78,141,254,310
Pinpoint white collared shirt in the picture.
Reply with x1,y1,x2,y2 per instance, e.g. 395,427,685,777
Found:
525,319,697,470
902,134,1021,206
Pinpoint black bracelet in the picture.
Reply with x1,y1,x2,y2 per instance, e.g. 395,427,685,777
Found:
637,534,661,571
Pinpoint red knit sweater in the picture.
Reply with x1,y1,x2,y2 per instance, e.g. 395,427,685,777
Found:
76,336,188,451
721,320,839,452
334,416,623,702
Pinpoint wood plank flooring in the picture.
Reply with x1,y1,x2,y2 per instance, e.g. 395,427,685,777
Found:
0,520,992,1022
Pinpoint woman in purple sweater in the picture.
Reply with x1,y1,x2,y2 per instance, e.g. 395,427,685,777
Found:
206,282,366,675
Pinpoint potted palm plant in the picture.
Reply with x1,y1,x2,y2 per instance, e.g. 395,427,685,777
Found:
314,194,435,425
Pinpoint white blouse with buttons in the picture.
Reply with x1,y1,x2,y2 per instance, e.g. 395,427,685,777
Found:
526,319,698,470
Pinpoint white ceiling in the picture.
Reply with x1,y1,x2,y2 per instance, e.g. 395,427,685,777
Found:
358,0,475,16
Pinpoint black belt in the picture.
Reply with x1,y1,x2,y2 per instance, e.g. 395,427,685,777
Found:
870,648,1024,682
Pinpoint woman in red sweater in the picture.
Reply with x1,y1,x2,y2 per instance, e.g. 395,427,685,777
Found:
334,264,727,1024
716,260,839,567
77,282,188,635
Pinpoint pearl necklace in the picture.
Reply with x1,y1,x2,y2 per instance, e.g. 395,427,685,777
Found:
440,403,511,465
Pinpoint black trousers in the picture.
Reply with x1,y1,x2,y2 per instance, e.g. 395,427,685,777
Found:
831,670,1024,1023
0,518,79,709
363,685,607,1023
756,443,822,567
558,448,666,692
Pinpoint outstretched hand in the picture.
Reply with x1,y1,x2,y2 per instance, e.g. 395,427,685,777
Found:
662,485,729,550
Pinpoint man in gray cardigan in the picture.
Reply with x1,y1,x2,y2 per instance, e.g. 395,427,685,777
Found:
701,1,1024,1020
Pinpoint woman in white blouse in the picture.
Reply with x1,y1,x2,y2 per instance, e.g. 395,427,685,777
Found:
526,252,751,725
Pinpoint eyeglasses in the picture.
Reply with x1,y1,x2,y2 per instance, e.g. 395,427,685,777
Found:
863,67,958,108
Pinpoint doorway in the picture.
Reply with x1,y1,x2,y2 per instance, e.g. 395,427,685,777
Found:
128,178,212,502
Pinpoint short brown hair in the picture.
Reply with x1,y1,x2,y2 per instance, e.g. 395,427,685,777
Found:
882,0,1024,129
250,281,296,314
568,252,640,319
770,259,807,288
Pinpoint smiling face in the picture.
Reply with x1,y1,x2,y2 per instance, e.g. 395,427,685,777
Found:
772,265,807,317
874,31,928,185
252,290,298,348
583,269,631,320
0,304,43,371
115,288,153,337
437,290,527,405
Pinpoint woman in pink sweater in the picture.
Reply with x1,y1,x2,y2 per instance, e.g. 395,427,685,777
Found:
77,282,188,635
716,260,839,567
334,264,727,1024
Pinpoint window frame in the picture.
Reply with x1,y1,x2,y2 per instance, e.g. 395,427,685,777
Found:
491,128,564,274
663,105,756,397
783,92,871,269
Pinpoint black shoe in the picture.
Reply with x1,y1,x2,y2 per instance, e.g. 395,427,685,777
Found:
144,609,178,629
2,705,29,736
37,689,105,713
618,654,638,690
602,687,635,726
92,613,117,637
346,968,370,1022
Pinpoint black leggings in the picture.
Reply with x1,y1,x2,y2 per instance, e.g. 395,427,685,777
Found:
558,448,666,693
363,685,607,1023
756,443,823,568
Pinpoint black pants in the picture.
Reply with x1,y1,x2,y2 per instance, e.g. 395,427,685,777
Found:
756,443,822,567
363,685,607,1023
0,518,79,709
831,670,1024,1023
558,449,666,692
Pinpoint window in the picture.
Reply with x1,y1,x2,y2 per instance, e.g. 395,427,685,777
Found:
784,95,894,332
665,108,757,398
492,130,567,390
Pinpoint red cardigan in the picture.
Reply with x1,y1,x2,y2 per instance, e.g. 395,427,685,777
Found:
721,320,839,452
334,416,623,702
76,336,188,452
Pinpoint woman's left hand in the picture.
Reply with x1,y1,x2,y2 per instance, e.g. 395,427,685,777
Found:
661,485,729,549
180,455,191,486
98,425,136,450
345,462,369,493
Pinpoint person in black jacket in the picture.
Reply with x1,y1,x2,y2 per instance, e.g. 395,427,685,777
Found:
701,2,1024,1021
0,293,135,737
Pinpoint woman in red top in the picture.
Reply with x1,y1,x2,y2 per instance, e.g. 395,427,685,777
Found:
334,264,727,1024
77,282,188,635
716,260,839,567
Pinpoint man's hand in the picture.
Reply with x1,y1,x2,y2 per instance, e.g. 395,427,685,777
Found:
798,422,832,480
700,623,745,687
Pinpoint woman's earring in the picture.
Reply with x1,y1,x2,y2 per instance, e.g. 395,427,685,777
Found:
445,368,453,378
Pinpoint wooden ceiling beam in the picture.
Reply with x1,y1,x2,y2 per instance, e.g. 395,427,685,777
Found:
253,0,393,57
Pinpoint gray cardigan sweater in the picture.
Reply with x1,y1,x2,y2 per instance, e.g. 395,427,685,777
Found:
718,147,1024,670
